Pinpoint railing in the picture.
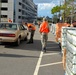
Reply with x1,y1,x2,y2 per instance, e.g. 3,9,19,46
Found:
51,23,56,35
51,24,76,75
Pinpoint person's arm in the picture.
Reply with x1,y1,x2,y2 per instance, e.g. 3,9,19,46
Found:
39,24,42,34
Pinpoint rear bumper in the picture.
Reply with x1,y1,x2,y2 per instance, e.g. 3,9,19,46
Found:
0,37,17,43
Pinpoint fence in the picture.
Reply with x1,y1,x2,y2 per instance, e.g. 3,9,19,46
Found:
51,24,76,75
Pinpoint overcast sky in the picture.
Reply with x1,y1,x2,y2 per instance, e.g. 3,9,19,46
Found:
33,0,63,18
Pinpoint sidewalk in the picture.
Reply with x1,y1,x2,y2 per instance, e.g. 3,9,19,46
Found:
35,26,64,75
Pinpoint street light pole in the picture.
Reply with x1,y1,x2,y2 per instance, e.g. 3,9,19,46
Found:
59,0,61,21
64,0,66,22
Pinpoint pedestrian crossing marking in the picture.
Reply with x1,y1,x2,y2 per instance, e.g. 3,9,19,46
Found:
43,52,60,56
40,62,62,67
33,51,43,75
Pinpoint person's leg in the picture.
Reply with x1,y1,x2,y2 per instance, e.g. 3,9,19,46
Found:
41,33,48,52
28,30,35,43
43,34,48,52
44,34,48,48
41,33,45,50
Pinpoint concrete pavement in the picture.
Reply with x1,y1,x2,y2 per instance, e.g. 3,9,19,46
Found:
0,25,64,75
33,26,64,75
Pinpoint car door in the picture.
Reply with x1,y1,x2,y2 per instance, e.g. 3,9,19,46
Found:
19,24,27,40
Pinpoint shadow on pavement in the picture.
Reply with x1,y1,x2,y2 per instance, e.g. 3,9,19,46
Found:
0,40,61,53
45,41,61,53
0,53,39,58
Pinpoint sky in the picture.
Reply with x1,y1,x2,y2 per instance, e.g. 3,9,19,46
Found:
33,0,63,18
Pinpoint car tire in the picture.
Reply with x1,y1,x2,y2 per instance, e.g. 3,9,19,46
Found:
24,36,28,41
15,37,20,46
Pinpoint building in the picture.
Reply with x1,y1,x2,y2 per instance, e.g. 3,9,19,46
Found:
0,0,37,23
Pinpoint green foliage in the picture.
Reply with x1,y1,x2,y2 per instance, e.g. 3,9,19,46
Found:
51,0,76,22
51,5,61,14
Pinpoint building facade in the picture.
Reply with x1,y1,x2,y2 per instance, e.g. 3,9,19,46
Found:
0,0,37,23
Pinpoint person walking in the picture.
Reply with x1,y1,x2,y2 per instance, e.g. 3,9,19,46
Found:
39,18,50,52
37,21,41,28
25,22,36,44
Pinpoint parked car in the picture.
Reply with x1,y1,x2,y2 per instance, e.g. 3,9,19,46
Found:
0,23,28,46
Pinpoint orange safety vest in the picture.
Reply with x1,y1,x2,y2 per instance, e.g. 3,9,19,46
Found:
39,21,50,33
55,23,64,42
27,23,36,30
63,23,70,27
55,22,70,42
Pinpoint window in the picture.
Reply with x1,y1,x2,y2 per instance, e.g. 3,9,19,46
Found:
18,16,21,19
22,4,25,9
19,9,21,12
19,2,21,5
0,23,17,30
1,0,8,3
22,10,25,15
1,7,8,10
1,15,7,18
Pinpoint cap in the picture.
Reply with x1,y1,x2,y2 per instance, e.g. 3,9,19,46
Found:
43,18,47,21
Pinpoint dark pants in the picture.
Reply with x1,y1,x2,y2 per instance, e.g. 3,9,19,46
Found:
29,30,35,43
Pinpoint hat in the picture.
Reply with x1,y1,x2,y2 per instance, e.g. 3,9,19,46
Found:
43,18,47,21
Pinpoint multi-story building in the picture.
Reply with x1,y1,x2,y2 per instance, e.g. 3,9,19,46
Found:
0,0,37,23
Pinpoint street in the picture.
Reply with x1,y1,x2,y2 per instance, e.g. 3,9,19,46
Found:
0,26,64,75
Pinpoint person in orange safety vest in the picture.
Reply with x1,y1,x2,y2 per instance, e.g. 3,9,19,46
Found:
55,20,70,42
25,22,36,44
39,18,50,52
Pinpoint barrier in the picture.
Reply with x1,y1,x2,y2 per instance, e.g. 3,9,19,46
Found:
61,27,76,53
51,24,56,35
51,24,76,75
66,30,76,75
51,24,76,74
61,27,76,75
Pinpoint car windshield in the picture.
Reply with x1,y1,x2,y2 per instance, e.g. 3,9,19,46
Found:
0,23,17,30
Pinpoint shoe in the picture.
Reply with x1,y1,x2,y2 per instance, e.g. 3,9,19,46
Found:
42,47,46,52
44,47,46,53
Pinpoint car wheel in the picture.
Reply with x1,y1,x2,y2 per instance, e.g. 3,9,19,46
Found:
24,36,28,41
15,38,20,46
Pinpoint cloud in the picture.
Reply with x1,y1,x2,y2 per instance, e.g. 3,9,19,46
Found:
38,3,55,11
33,0,53,3
33,0,62,4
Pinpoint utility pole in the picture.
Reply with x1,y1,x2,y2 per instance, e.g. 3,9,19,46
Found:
64,0,66,22
59,0,61,21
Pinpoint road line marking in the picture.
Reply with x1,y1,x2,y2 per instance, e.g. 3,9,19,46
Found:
33,51,43,75
43,52,60,56
40,62,62,67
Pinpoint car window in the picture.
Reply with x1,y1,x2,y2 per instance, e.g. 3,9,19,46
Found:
0,23,17,30
0,24,5,29
10,24,17,30
19,24,26,30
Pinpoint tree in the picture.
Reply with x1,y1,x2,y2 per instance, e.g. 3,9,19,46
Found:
51,0,76,23
51,5,61,22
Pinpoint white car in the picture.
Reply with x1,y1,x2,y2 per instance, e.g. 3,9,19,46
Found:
0,23,28,46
